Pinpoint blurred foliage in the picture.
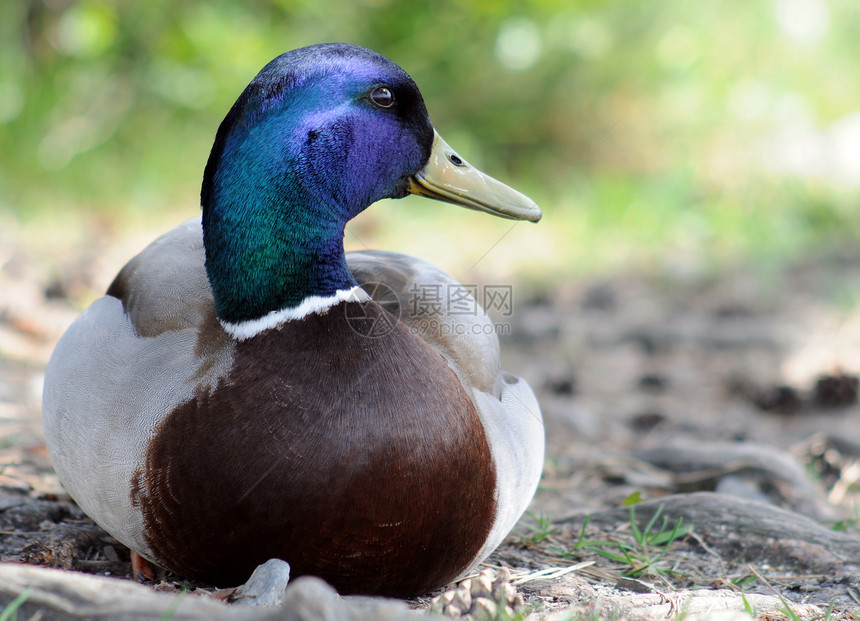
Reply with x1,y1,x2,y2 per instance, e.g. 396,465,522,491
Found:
1,0,859,278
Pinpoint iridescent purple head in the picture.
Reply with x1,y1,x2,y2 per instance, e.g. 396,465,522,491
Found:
201,43,435,322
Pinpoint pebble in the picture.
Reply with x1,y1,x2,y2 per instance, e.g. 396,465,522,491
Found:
233,559,291,607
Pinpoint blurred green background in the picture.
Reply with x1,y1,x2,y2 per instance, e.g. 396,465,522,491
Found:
2,0,859,283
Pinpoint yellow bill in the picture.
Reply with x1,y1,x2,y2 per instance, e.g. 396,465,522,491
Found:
408,131,542,222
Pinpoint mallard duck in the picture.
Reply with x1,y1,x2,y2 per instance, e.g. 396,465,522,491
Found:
42,43,544,597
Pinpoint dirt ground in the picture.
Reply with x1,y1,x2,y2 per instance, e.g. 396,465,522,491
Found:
1,221,860,619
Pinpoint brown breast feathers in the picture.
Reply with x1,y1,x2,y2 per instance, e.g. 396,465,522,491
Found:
131,300,497,596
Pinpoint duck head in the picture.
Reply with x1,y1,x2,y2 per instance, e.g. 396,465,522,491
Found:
201,43,540,327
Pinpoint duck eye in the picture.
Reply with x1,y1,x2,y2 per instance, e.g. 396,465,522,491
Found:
369,86,395,108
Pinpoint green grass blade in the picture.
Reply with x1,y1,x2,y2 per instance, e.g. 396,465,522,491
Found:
590,547,631,564
777,595,801,621
160,590,187,621
740,590,756,618
642,505,665,542
573,514,592,550
649,519,693,546
649,518,685,565
629,506,642,545
0,589,33,621
580,539,620,549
